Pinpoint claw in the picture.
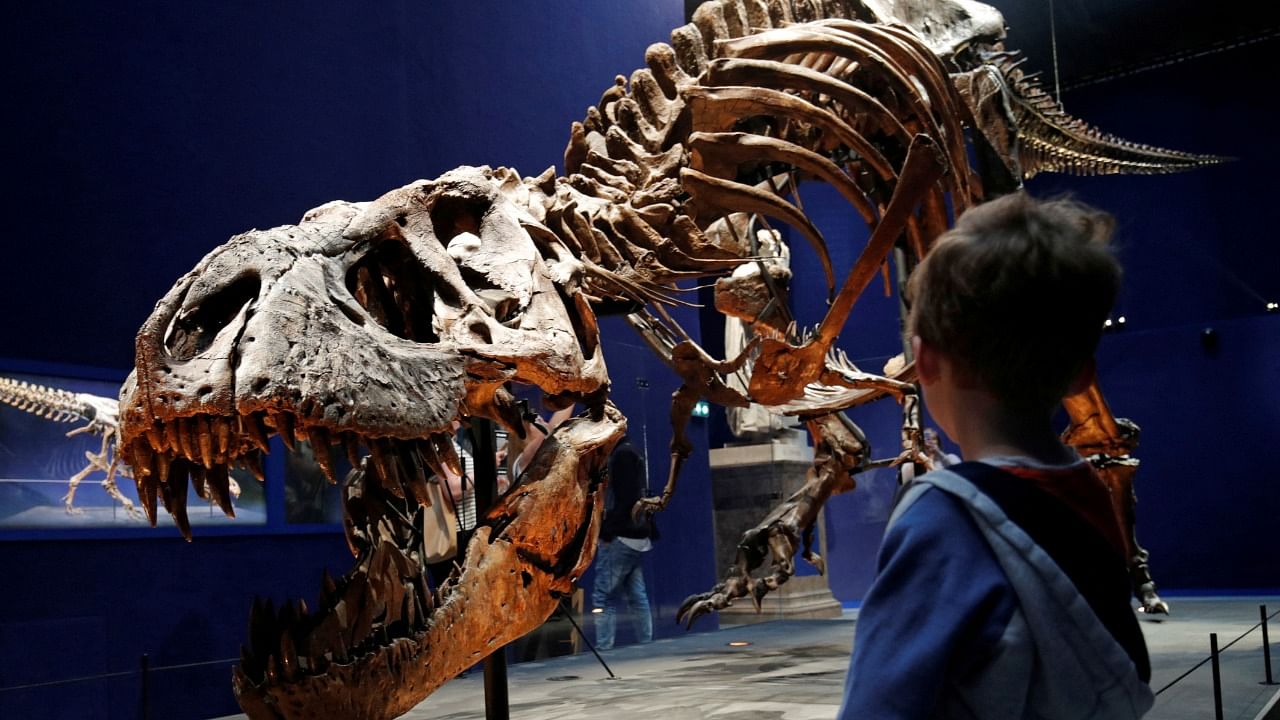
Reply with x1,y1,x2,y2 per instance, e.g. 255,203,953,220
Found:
1137,583,1170,615
676,593,718,630
630,497,658,525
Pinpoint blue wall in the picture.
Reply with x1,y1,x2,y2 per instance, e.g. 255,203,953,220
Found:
1022,37,1280,592
0,2,703,719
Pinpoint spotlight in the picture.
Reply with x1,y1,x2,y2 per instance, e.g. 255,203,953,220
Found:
1267,302,1278,313
1117,316,1126,325
727,641,751,647
591,608,604,614
1103,318,1113,328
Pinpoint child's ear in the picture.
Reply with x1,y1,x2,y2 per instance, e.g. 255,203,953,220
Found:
913,335,941,385
1066,356,1098,396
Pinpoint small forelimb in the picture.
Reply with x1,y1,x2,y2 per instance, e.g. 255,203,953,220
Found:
631,384,699,522
634,339,759,522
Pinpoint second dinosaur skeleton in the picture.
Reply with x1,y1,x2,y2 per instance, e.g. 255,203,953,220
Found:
96,0,1219,716
0,376,138,516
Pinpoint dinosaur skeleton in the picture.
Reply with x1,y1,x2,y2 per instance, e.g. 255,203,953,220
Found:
0,376,139,516
102,1,1217,717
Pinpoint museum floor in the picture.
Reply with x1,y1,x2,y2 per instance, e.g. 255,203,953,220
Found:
215,596,1280,720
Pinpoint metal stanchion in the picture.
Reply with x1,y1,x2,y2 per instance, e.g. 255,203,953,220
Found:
1210,633,1223,720
1263,604,1276,685
139,654,150,720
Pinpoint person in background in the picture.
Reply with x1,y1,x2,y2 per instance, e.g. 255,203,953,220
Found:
592,434,656,650
838,193,1152,719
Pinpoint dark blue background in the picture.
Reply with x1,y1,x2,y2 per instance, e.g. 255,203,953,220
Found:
1,1,1276,718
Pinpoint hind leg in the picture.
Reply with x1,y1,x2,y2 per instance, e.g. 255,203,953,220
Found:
1063,381,1167,614
676,411,867,627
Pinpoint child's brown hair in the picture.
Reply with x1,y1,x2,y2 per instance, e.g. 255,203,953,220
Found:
908,192,1121,411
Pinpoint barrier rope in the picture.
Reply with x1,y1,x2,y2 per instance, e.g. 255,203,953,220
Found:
0,656,237,693
1154,606,1280,696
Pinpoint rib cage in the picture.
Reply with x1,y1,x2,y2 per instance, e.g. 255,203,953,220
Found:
552,0,975,313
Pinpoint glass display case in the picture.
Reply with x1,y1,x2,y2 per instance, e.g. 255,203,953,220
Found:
0,371,268,530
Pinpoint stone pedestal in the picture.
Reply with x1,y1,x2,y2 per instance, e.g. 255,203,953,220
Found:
708,441,844,625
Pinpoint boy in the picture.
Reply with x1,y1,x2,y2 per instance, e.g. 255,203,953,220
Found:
837,193,1153,719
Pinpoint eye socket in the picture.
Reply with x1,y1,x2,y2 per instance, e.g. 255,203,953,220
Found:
345,239,441,343
166,274,260,361
430,193,490,243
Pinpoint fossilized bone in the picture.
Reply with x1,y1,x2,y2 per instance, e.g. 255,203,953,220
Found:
107,1,1219,717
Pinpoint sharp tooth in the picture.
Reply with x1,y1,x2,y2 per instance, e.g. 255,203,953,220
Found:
369,440,404,499
399,442,430,504
154,452,172,484
403,591,415,630
239,644,257,680
131,439,154,476
244,413,271,453
492,387,528,438
165,421,183,458
344,574,373,648
297,598,309,618
342,517,366,558
162,460,193,541
335,597,349,632
136,465,159,526
249,597,276,662
189,465,209,501
431,433,464,476
207,464,236,518
173,419,192,461
353,597,376,649
309,427,337,484
307,612,340,664
238,451,265,483
146,424,166,453
265,655,279,684
343,433,363,468
214,416,232,456
279,630,299,681
322,569,338,601
274,413,297,451
196,416,214,468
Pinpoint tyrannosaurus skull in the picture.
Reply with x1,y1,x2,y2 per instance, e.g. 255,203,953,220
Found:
118,165,622,719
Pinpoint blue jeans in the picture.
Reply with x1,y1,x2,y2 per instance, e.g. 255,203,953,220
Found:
592,540,652,650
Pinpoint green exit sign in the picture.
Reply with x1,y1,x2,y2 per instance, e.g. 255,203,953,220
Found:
692,400,710,418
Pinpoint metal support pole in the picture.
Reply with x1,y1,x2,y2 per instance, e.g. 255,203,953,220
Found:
1210,633,1223,720
468,418,509,720
1263,605,1275,685
483,650,509,720
470,418,498,520
557,597,617,679
139,654,150,720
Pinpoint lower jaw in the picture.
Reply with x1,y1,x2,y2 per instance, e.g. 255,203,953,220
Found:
233,403,627,720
